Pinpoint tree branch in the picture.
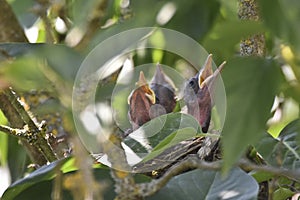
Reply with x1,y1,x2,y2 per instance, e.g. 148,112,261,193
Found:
0,88,58,164
138,156,300,197
0,89,47,166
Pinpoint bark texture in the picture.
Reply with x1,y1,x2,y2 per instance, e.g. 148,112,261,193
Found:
0,0,28,42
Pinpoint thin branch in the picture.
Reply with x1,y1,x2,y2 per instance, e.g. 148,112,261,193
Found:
238,158,300,182
0,124,27,139
139,155,221,197
138,156,300,197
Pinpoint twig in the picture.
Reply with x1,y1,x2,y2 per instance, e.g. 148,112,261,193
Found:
5,88,39,130
138,156,300,197
238,158,300,182
0,124,27,139
139,155,221,197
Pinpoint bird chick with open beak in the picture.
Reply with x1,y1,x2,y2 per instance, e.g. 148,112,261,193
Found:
128,71,156,130
128,65,177,131
184,54,226,133
150,64,177,114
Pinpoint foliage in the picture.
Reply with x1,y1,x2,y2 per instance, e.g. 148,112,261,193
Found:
0,0,299,199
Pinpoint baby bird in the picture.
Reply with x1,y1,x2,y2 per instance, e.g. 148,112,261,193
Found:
150,64,177,114
184,54,225,133
128,65,177,130
128,71,156,130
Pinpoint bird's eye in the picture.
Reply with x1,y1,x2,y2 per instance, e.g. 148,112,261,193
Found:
155,96,160,104
188,79,195,86
189,78,198,88
187,78,199,92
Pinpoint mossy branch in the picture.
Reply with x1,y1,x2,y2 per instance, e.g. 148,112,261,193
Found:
0,88,58,165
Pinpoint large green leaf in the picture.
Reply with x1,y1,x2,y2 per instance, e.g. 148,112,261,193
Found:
1,55,52,91
148,168,259,200
0,43,42,61
8,167,117,200
255,119,300,170
0,44,83,83
10,0,38,28
221,57,283,172
33,45,84,82
2,157,75,200
2,155,151,200
124,113,201,156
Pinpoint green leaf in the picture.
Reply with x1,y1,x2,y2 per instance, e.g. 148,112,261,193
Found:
250,171,275,183
33,45,84,82
141,127,198,162
0,43,42,61
1,55,52,91
0,132,8,166
124,113,201,155
0,110,8,166
10,0,38,28
273,187,294,200
3,160,150,200
2,157,74,200
221,57,283,172
6,167,118,200
255,119,300,170
148,168,259,200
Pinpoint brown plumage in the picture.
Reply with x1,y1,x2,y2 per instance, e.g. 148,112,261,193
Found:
128,71,156,130
128,65,177,130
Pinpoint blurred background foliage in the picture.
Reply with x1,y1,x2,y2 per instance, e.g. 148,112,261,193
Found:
0,0,299,199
